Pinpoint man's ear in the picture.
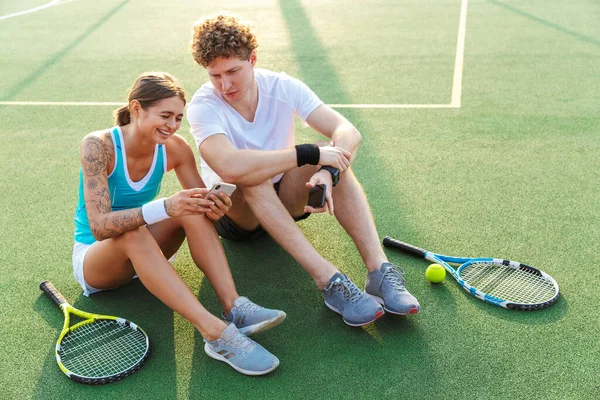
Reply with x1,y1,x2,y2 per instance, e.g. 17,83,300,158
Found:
249,50,257,66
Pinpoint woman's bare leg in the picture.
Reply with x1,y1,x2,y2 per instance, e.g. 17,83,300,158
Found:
82,222,226,340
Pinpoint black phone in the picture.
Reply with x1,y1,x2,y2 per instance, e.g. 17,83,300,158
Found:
307,184,326,208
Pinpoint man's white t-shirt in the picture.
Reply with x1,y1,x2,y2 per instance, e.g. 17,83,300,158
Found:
187,68,323,187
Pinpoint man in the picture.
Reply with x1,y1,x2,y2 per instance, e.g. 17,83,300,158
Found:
187,14,419,327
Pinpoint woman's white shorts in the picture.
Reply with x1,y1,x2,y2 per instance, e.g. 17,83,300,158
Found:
72,242,102,297
72,241,177,296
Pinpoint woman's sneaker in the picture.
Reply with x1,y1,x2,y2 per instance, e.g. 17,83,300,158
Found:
223,296,286,336
204,324,280,376
322,272,384,326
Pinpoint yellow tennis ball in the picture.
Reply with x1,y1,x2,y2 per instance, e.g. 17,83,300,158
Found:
426,264,446,283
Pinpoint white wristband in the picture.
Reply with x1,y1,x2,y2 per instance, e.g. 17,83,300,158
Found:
141,198,170,225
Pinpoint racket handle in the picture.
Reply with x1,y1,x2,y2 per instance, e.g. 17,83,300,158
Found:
40,281,68,307
383,237,427,258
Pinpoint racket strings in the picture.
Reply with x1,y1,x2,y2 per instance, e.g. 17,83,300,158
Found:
59,319,147,378
460,263,556,304
63,332,144,377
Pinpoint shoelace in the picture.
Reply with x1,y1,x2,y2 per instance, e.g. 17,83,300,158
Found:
236,301,261,316
383,265,407,290
227,330,256,355
325,277,364,303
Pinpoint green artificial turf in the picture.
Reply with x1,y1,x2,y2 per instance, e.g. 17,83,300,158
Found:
0,0,598,398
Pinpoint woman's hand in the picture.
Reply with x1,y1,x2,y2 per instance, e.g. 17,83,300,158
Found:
164,188,214,217
205,191,233,222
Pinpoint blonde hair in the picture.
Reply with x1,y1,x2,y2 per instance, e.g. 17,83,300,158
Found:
191,14,258,68
114,72,186,126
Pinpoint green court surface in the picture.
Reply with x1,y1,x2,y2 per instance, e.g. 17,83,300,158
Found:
1,0,598,398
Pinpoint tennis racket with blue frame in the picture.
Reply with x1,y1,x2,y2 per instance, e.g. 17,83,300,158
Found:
382,237,559,310
40,281,150,384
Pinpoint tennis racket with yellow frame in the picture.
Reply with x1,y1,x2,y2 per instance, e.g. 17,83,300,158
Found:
40,281,150,384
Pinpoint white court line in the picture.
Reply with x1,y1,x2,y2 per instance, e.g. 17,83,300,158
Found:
0,101,124,106
0,1,468,109
0,101,458,108
0,0,62,21
329,104,457,109
451,0,468,108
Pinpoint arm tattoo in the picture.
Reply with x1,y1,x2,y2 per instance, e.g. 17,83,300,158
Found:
102,218,123,238
112,209,145,230
90,208,144,240
86,177,99,190
102,218,122,237
84,133,144,240
96,187,111,213
103,135,114,166
83,137,107,176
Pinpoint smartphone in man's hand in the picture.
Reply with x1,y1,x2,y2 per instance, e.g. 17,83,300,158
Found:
307,184,326,208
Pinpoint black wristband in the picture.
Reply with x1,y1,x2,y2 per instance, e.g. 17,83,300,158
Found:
295,144,320,167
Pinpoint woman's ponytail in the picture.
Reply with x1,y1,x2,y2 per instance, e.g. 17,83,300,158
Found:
114,105,131,126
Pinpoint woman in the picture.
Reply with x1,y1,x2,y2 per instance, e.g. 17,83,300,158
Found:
73,72,282,375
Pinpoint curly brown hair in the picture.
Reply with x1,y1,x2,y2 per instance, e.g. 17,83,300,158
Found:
191,14,258,68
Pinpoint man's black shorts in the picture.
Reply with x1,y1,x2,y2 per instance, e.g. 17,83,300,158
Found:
214,179,311,241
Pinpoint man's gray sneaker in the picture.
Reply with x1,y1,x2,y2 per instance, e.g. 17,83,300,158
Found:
204,324,279,376
223,297,286,336
366,263,420,315
322,272,384,326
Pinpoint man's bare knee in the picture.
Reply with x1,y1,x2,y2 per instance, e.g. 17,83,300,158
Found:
239,180,275,200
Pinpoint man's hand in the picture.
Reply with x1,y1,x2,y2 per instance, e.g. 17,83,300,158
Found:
304,170,334,215
318,145,351,172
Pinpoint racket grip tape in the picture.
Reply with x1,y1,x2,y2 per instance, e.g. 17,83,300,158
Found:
383,237,427,258
40,281,68,306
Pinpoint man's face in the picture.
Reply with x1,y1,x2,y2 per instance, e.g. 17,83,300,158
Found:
206,52,256,104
